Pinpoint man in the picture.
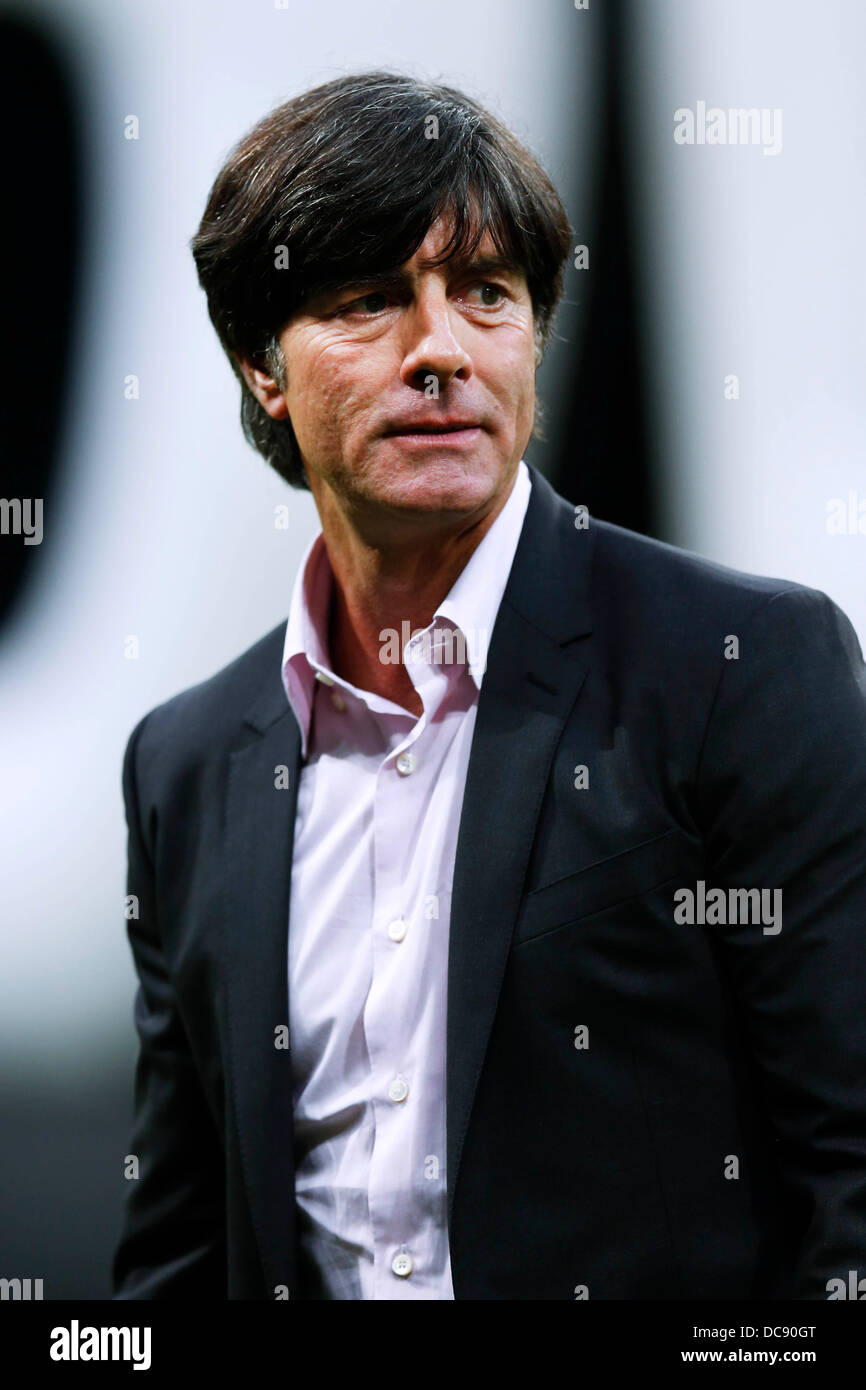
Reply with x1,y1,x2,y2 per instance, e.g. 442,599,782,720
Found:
112,71,866,1300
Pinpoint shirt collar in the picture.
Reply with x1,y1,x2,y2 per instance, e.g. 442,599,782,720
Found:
281,458,532,758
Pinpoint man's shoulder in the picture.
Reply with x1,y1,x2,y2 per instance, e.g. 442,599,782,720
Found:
529,469,826,632
125,619,289,777
586,513,828,629
590,512,787,595
569,514,865,693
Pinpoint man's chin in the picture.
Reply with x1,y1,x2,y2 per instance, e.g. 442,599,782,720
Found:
367,456,502,515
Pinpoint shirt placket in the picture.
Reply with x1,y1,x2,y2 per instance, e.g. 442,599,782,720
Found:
362,638,449,1299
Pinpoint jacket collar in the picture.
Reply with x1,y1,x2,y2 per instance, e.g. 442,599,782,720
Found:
279,458,533,758
241,462,593,738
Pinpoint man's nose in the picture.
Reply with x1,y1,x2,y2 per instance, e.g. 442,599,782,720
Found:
398,289,472,390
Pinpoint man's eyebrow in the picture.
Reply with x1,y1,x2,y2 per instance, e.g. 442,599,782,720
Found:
319,253,525,300
439,253,524,280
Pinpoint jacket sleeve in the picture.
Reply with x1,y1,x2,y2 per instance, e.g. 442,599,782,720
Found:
695,585,866,1298
112,713,227,1298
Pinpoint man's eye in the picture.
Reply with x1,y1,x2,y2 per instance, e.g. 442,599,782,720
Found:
342,291,390,315
338,281,508,316
466,282,508,308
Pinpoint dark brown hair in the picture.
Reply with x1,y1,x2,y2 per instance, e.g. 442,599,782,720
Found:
190,70,573,489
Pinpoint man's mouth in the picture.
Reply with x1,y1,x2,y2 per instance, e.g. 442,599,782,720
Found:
383,421,483,443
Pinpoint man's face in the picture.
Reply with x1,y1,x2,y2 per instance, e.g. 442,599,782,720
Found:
275,216,537,535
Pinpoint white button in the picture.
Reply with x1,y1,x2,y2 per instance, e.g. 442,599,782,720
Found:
388,918,407,942
330,690,346,711
392,1250,413,1278
396,752,416,776
314,669,335,686
388,1076,409,1103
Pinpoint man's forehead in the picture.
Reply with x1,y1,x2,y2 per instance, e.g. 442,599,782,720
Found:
409,221,514,272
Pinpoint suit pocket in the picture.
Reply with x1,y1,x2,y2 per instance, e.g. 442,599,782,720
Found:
513,827,691,946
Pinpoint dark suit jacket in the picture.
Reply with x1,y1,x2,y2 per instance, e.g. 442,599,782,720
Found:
112,462,866,1300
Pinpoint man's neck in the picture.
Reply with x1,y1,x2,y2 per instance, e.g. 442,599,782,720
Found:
321,480,516,714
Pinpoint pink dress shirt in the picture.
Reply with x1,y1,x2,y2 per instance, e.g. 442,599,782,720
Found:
281,458,532,1299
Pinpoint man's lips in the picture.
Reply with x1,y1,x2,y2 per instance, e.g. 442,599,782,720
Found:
382,420,483,443
383,426,482,446
383,417,482,433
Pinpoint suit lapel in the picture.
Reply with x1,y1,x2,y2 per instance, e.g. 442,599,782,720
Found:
445,466,594,1236
222,679,302,1296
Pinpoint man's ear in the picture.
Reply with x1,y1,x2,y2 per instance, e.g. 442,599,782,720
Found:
235,353,289,420
533,322,545,369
